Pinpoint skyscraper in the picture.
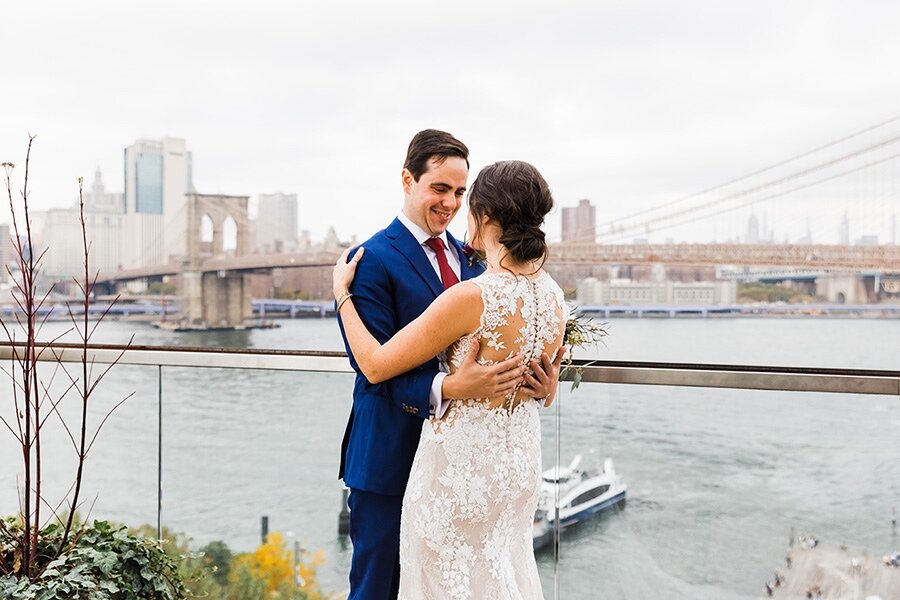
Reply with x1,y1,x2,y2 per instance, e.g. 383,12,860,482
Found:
561,199,597,243
745,213,760,244
838,211,850,245
122,137,193,267
255,192,299,253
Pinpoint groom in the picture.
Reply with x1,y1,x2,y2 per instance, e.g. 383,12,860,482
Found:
337,129,561,600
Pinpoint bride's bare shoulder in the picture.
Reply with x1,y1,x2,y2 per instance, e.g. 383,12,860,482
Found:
441,280,483,303
429,281,484,316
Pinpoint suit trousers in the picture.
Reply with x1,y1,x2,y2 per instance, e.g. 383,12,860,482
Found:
348,488,403,600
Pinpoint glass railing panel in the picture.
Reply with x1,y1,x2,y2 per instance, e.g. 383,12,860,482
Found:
0,362,161,533
541,380,900,599
160,367,356,595
573,317,900,371
5,331,898,598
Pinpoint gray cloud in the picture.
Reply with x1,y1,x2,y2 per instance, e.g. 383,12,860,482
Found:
2,0,899,244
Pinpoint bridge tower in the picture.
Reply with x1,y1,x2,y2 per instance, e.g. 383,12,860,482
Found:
182,193,251,328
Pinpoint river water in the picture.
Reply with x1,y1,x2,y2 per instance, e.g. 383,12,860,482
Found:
1,317,899,599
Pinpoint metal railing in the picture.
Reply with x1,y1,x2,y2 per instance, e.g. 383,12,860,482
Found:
2,341,897,395
2,341,898,598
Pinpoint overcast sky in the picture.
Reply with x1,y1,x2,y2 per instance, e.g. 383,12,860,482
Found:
2,0,899,244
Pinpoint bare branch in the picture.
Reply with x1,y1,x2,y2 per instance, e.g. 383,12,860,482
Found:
0,413,23,442
64,302,83,340
87,295,122,339
87,334,134,395
39,377,78,432
0,364,28,394
34,328,74,363
86,391,135,455
48,347,79,389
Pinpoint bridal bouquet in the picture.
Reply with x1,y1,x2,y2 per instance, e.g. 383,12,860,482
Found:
562,309,608,390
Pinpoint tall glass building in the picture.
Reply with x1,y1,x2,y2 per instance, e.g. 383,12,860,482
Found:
134,151,163,214
122,137,194,268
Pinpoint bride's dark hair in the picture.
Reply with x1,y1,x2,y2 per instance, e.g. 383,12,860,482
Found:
468,160,554,269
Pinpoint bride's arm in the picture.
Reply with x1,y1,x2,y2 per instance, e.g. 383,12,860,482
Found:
334,247,484,384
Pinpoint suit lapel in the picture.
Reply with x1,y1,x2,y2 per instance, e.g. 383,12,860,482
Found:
387,218,444,297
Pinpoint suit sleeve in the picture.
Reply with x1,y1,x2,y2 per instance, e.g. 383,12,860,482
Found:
336,246,437,419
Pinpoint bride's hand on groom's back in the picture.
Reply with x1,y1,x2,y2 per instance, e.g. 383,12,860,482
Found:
442,340,526,400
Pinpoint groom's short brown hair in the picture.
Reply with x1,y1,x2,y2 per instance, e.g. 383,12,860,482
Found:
404,129,469,181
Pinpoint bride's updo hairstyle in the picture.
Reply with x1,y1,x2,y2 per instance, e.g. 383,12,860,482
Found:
468,160,554,269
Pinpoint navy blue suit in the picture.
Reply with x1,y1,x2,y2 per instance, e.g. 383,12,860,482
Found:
337,218,484,599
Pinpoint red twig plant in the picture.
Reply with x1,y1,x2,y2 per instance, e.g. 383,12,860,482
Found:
0,135,133,579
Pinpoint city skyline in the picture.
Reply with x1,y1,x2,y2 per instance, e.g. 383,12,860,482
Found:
2,1,900,245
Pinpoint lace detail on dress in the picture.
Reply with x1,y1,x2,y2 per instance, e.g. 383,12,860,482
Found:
398,271,566,600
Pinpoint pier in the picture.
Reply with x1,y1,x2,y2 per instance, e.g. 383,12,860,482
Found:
766,540,899,599
577,303,900,318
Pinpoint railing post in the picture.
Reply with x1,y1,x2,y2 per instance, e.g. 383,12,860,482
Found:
553,387,561,600
338,488,350,536
157,365,163,541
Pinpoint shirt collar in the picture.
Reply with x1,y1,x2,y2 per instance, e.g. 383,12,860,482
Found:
398,212,450,249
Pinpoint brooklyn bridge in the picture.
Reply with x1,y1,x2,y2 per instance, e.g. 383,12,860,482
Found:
94,115,900,328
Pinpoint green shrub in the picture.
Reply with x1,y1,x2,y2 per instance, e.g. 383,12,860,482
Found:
0,520,187,600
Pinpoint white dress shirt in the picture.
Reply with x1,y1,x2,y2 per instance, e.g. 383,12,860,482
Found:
397,212,461,419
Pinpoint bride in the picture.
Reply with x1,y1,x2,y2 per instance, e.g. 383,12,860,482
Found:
334,160,566,599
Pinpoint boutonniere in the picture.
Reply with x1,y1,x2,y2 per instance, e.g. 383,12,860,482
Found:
462,243,486,268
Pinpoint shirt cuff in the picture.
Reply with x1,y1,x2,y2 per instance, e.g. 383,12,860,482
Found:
429,373,451,419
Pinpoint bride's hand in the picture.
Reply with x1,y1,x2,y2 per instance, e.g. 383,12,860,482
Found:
333,246,365,299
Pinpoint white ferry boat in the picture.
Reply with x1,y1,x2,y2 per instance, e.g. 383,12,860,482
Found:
533,455,627,550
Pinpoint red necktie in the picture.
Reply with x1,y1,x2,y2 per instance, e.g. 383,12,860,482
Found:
424,237,460,290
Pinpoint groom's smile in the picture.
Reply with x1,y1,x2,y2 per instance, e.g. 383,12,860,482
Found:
402,156,468,236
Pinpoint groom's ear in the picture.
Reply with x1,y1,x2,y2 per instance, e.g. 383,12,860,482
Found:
401,168,414,194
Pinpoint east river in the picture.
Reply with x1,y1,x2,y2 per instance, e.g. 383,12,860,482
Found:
2,317,899,598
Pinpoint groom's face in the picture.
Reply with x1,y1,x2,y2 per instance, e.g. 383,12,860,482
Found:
402,156,468,236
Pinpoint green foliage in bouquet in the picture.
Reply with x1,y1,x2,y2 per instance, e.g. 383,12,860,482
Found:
561,309,608,390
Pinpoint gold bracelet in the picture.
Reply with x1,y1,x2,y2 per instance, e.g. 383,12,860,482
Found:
336,292,353,311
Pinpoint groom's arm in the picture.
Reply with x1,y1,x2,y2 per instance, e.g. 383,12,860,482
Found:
337,246,437,419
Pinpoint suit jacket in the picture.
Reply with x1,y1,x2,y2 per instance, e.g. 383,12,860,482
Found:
337,217,485,496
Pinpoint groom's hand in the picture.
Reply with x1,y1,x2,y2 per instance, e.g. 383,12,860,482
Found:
520,347,565,407
442,340,525,400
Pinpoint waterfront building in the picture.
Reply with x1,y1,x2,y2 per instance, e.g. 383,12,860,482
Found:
122,137,194,268
561,199,596,243
37,168,125,281
255,192,298,253
298,229,313,250
85,166,125,214
322,226,341,253
576,276,737,306
0,224,10,274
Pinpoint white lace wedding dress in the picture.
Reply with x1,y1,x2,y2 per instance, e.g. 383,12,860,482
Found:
398,270,566,600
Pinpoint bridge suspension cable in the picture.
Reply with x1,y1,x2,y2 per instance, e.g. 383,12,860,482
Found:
597,128,900,242
596,113,900,232
599,150,900,243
